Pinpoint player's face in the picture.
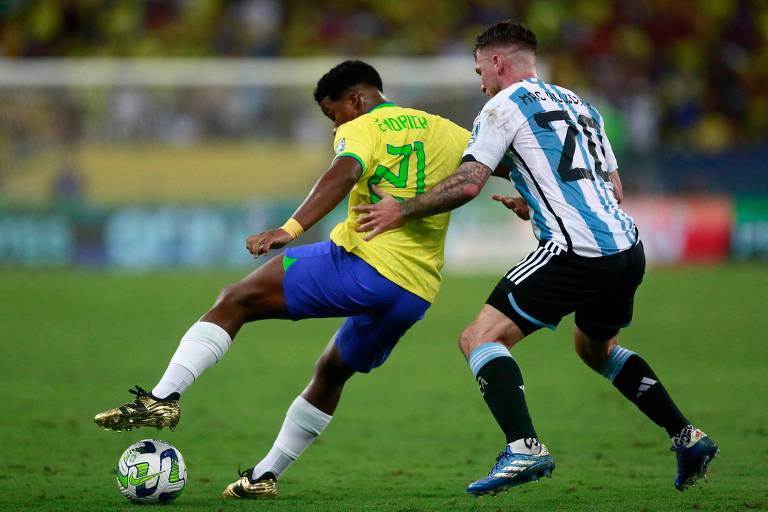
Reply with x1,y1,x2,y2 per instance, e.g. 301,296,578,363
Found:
319,95,360,129
474,49,501,97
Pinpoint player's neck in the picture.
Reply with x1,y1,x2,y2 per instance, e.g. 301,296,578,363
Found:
364,93,390,113
502,69,538,89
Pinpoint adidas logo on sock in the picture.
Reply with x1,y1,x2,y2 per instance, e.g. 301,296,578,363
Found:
636,377,657,398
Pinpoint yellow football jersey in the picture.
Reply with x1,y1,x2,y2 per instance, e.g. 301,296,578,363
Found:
329,103,470,302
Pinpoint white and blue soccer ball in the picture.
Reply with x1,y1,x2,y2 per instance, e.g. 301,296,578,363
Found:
116,439,187,504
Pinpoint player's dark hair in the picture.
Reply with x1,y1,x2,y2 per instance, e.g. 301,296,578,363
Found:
313,60,383,103
474,21,537,54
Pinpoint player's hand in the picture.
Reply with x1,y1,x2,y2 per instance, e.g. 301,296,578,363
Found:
492,195,530,221
245,228,293,258
352,185,405,241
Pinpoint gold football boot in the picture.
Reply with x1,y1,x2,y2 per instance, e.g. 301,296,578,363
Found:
94,385,180,431
222,470,278,499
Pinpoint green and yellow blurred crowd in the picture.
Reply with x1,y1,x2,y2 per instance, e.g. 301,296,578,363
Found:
2,0,767,153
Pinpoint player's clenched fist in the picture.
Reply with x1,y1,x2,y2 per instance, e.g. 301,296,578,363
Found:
245,228,293,258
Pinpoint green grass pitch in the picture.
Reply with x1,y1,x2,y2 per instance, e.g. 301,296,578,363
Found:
1,264,766,511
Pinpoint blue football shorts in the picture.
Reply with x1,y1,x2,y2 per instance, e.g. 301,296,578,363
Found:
282,240,430,373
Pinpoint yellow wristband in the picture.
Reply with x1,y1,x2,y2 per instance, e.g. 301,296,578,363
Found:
280,217,304,240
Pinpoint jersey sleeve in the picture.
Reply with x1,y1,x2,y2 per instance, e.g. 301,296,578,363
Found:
462,100,520,170
333,121,374,174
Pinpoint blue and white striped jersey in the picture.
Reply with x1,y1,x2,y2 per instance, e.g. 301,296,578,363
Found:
464,78,637,257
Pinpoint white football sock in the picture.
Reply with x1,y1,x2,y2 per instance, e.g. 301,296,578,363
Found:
152,321,232,399
151,363,194,399
251,396,332,481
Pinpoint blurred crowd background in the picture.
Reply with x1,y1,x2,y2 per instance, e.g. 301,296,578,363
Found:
0,0,766,267
3,0,767,152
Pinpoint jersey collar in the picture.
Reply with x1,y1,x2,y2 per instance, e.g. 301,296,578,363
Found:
368,102,397,113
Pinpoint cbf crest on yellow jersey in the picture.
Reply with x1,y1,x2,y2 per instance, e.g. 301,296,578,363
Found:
330,103,470,302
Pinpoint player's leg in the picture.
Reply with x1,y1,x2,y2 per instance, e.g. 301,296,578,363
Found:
153,254,289,396
463,242,574,495
301,335,357,414
460,305,555,496
459,305,534,446
574,326,718,490
242,286,429,480
573,241,718,490
224,240,431,498
223,336,354,499
252,336,355,481
94,255,288,431
574,326,693,435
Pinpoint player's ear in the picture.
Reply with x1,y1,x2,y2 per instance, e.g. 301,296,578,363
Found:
348,89,362,110
493,54,504,74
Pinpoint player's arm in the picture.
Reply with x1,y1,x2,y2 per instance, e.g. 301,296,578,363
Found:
491,158,511,178
593,107,623,204
245,157,362,257
401,159,493,216
487,153,530,220
353,160,492,241
610,169,624,204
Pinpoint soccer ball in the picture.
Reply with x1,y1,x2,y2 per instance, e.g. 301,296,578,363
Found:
116,439,187,504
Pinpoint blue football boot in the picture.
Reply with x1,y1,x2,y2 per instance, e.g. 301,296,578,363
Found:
672,427,718,491
467,440,555,496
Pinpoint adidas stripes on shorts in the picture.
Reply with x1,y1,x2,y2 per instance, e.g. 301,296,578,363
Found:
486,240,646,341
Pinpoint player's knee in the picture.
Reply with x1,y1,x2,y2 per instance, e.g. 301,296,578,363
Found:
458,328,479,358
217,283,241,306
218,281,261,310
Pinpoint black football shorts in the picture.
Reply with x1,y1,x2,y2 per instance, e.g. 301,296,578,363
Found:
487,240,646,341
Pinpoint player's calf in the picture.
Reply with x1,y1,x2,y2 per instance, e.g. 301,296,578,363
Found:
573,328,617,371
